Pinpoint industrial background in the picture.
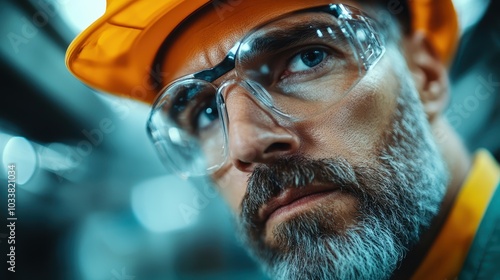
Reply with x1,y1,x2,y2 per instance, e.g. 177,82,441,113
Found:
0,0,498,279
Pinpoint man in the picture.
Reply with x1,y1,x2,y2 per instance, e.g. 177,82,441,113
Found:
66,0,500,279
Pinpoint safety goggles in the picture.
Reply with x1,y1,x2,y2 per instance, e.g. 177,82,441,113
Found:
147,3,386,177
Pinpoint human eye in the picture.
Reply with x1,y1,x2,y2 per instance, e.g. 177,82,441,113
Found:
279,47,334,81
192,96,219,133
168,81,219,135
288,49,327,72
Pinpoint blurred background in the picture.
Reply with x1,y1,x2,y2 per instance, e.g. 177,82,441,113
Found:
0,0,498,279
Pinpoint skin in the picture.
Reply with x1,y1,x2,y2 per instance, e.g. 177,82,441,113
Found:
160,0,472,277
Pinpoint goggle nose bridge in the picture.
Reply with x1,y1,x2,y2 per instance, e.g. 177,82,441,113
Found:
217,79,296,121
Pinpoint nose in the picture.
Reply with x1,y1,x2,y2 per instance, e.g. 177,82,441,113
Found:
222,84,300,172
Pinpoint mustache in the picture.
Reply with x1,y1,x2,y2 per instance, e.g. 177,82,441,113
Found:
240,155,390,227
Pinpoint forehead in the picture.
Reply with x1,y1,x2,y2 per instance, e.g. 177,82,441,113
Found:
159,0,374,84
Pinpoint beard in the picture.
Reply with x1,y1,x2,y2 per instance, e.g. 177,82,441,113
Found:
236,66,449,279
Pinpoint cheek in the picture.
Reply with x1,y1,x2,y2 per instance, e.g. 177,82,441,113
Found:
297,68,399,164
211,62,400,212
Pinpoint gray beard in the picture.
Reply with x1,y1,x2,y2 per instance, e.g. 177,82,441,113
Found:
236,67,449,280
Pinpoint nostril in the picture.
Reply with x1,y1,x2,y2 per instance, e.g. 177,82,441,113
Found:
236,160,253,171
264,142,292,154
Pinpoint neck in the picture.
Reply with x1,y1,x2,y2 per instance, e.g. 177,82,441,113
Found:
391,118,472,279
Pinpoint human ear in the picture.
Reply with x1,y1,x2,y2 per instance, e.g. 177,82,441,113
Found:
404,31,449,122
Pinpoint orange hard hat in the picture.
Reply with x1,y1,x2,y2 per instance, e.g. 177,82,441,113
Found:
65,0,459,104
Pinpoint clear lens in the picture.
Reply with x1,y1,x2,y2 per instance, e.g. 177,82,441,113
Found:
236,12,364,118
148,79,227,176
148,4,385,177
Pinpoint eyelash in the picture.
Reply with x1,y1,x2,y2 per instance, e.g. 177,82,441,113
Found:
279,47,335,82
190,96,219,133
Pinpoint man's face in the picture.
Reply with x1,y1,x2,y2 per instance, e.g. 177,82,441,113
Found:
161,1,449,279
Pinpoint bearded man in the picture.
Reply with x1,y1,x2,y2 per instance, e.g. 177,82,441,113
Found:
66,0,500,279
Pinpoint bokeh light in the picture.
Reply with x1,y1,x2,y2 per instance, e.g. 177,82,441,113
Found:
2,136,38,185
132,175,200,233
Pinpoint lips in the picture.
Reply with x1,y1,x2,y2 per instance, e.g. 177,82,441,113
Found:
258,184,339,224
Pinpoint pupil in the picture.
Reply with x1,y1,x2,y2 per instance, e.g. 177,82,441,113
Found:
204,98,219,121
301,50,323,67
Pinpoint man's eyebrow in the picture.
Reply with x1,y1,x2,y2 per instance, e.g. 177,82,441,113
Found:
192,21,347,82
193,43,239,83
242,21,345,59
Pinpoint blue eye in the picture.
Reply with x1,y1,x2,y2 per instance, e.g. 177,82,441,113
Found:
195,97,219,131
288,49,327,72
